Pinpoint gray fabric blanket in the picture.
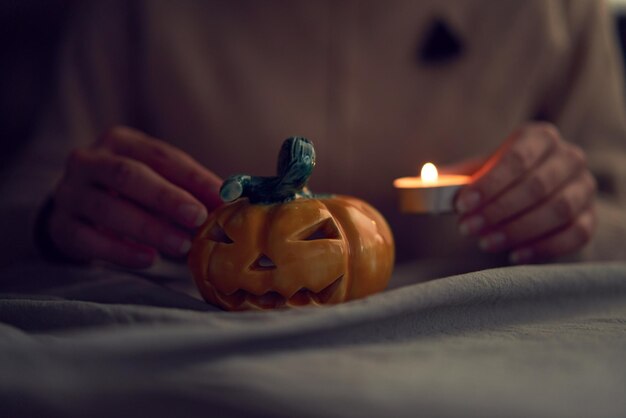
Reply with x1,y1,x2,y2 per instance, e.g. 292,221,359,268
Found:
1,260,626,418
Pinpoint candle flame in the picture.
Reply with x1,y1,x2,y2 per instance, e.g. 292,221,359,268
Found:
421,162,438,184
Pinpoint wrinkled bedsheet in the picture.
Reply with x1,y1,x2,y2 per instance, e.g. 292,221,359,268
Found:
1,260,626,418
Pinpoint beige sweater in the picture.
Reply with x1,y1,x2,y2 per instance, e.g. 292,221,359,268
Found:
3,0,626,271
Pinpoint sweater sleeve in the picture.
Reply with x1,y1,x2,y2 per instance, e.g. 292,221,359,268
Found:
540,0,626,260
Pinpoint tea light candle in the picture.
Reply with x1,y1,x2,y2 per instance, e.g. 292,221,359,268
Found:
393,163,470,214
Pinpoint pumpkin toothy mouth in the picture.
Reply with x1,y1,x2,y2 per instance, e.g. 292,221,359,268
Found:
216,275,344,309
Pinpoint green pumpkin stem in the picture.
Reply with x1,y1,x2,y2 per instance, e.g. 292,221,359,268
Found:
220,137,316,204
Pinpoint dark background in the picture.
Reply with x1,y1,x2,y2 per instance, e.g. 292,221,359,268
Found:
0,0,70,172
1,1,626,174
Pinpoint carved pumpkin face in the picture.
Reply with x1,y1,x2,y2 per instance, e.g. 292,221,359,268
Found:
188,195,394,310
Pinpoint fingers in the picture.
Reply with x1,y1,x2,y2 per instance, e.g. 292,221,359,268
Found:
66,148,207,229
55,182,193,257
476,171,596,253
509,208,595,264
459,141,587,233
456,123,559,213
455,122,597,263
97,126,223,211
49,210,158,269
482,142,586,226
48,125,222,268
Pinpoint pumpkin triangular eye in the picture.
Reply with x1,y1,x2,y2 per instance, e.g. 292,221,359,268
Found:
250,254,276,271
302,218,340,240
206,223,233,244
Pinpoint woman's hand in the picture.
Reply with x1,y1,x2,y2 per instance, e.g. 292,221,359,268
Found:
455,123,597,263
47,126,222,268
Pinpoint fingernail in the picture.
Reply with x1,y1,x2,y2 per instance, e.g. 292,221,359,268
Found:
479,232,506,251
456,190,481,214
165,234,192,254
179,203,207,227
510,248,534,264
459,215,485,236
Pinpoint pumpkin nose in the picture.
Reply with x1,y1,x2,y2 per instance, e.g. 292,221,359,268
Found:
252,254,276,270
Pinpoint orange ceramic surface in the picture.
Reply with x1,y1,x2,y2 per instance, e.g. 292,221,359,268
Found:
188,195,394,311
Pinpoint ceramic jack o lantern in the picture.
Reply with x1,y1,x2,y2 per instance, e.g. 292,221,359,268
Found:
188,137,394,310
